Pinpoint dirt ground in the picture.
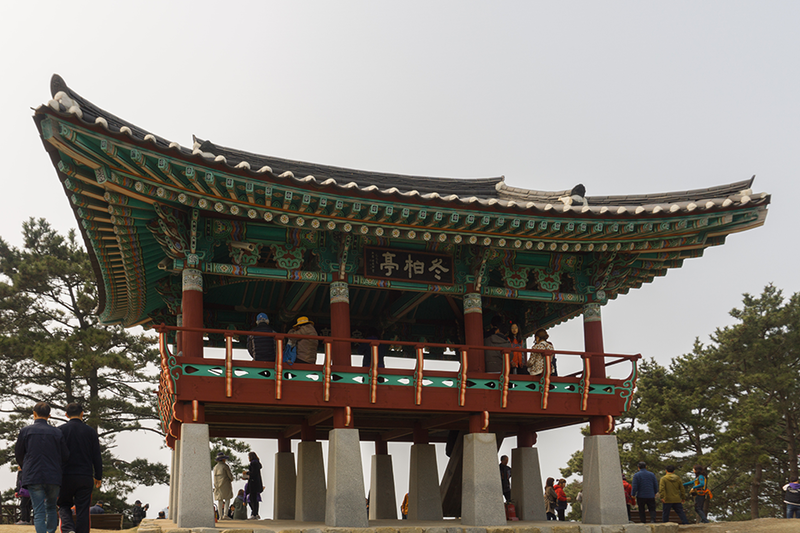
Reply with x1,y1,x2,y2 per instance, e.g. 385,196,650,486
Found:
682,518,800,532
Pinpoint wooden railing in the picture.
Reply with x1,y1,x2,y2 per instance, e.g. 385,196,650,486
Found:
156,325,640,412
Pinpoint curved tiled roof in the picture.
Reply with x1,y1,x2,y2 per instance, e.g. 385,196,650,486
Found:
46,74,767,216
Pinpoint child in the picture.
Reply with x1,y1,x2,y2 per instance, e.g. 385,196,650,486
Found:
232,489,247,520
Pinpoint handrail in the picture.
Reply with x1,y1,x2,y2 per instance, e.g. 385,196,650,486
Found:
154,323,641,364
156,324,640,412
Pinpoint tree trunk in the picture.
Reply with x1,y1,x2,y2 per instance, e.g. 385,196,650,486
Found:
788,414,799,482
750,461,762,519
88,367,99,429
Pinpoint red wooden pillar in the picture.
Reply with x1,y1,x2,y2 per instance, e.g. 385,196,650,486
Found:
463,286,485,373
413,423,429,444
584,303,610,436
175,313,183,355
329,277,351,366
181,268,204,358
583,303,606,379
277,436,291,453
517,426,537,447
375,436,388,455
468,412,488,434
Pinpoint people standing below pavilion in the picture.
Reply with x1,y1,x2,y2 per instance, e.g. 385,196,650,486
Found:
15,402,70,533
245,452,263,519
527,328,554,376
508,323,527,374
659,465,689,525
15,466,32,525
554,478,570,520
247,313,276,362
631,461,658,523
544,477,558,520
288,317,318,364
784,476,800,519
683,464,710,523
484,325,511,373
131,501,149,526
57,403,103,533
213,452,234,520
499,455,512,502
622,474,635,521
231,489,247,520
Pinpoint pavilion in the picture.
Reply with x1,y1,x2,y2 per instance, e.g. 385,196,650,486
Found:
34,74,769,527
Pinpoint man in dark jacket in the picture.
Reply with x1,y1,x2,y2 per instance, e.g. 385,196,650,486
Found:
484,326,511,373
15,402,70,533
58,403,103,533
247,313,276,362
631,461,659,524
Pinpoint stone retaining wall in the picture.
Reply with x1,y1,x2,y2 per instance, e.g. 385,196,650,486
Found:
138,520,681,533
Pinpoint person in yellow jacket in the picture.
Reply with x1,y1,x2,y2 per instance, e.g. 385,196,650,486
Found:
659,465,689,524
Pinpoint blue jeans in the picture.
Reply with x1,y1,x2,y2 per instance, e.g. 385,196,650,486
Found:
787,503,800,518
28,484,60,533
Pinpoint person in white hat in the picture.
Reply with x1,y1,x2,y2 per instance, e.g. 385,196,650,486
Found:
213,452,234,519
247,313,276,362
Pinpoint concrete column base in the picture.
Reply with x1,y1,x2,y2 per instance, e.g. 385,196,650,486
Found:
325,428,368,527
369,454,397,519
409,443,443,520
510,446,546,521
169,443,179,521
582,435,629,525
176,424,214,528
274,451,296,520
295,441,326,521
461,433,506,526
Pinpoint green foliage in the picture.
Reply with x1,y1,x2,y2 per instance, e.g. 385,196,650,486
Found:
0,219,168,505
561,284,800,521
210,438,250,476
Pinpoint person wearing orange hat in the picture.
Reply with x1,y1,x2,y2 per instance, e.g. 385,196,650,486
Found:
288,317,318,364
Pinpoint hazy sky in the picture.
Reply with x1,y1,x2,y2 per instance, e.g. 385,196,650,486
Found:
1,0,798,516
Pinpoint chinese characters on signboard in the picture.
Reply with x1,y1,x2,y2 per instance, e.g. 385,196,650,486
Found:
363,246,454,285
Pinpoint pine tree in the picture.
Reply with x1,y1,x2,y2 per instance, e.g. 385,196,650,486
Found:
0,218,168,506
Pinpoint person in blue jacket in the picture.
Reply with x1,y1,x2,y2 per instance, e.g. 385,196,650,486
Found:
15,402,70,533
631,461,659,524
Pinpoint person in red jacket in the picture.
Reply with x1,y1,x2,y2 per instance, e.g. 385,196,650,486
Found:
622,474,635,521
554,479,571,521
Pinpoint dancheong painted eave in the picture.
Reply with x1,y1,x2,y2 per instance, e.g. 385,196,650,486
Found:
33,74,770,329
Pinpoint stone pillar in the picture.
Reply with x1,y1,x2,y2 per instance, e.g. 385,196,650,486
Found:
295,440,326,521
369,440,397,519
169,441,180,520
181,268,204,358
330,279,351,366
176,423,214,528
408,441,443,520
582,435,628,525
274,438,297,520
461,432,506,526
325,428,368,527
463,289,485,372
583,302,606,380
511,447,546,521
